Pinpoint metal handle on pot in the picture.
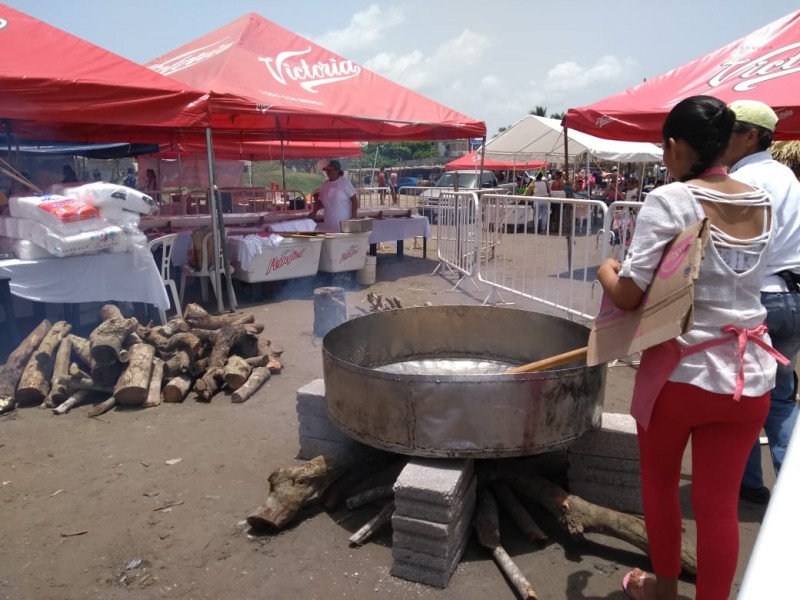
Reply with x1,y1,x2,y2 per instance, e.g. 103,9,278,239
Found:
505,347,588,374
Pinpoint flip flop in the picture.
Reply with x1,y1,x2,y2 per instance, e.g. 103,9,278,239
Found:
622,568,654,600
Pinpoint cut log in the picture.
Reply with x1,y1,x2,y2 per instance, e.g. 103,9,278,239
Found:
244,355,270,368
163,374,193,403
322,452,399,512
65,334,92,368
15,321,72,406
99,304,125,321
492,482,547,543
266,354,283,375
207,325,246,369
230,366,270,403
52,389,92,415
194,367,223,402
89,312,139,366
119,331,145,363
160,317,189,336
90,362,124,389
349,502,394,546
46,335,73,408
474,487,538,600
346,485,394,510
247,455,350,531
55,375,114,395
87,395,116,418
501,474,698,576
190,357,209,377
143,358,164,408
184,303,255,329
163,350,192,378
113,343,155,406
68,363,91,380
0,319,52,413
223,356,252,391
146,331,202,360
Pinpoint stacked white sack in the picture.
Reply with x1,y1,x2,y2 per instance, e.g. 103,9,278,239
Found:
65,182,155,215
21,219,124,257
9,194,104,233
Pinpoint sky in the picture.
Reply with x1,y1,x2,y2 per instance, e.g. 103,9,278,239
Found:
4,0,800,137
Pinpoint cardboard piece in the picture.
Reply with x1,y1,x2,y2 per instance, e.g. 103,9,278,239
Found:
587,218,710,366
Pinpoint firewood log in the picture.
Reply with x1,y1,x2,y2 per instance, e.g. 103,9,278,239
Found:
89,310,139,366
87,395,116,418
194,367,223,402
163,349,192,378
190,357,209,377
143,358,164,408
160,317,189,336
349,502,394,546
99,304,125,321
0,319,52,413
52,389,92,415
267,353,283,375
230,367,270,403
90,362,124,389
247,455,351,531
55,374,113,395
474,487,538,600
184,303,255,329
113,343,155,406
207,325,245,369
146,330,203,360
163,374,192,403
68,363,91,379
492,482,547,543
223,356,252,391
65,334,92,368
119,331,145,363
46,336,74,408
498,473,698,576
346,485,394,510
322,452,400,512
244,355,270,368
16,321,72,406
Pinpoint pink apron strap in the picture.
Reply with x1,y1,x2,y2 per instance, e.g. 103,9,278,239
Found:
721,324,790,401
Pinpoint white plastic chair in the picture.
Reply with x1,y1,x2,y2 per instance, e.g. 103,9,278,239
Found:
148,233,182,324
179,231,223,306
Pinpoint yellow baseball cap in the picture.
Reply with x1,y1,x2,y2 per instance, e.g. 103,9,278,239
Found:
729,99,778,132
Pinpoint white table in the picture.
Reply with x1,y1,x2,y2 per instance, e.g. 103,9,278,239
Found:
0,251,169,310
369,215,431,258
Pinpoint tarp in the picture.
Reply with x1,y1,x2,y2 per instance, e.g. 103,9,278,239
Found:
145,12,486,142
0,3,207,130
0,141,159,159
445,150,545,171
477,115,662,163
565,10,800,142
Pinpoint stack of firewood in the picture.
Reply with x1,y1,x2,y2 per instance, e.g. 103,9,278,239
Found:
0,303,282,415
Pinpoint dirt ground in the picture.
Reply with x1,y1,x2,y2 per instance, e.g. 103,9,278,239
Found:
0,240,773,600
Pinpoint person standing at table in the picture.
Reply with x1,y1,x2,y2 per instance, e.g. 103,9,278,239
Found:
723,99,800,505
311,160,358,231
389,169,399,204
377,167,387,205
597,95,785,600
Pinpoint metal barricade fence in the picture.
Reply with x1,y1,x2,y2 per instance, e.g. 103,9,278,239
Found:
598,200,643,264
476,193,610,321
432,191,481,290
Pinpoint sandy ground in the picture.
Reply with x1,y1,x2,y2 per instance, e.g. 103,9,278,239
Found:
0,235,773,600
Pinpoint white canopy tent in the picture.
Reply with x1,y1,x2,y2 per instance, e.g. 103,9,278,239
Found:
481,115,663,164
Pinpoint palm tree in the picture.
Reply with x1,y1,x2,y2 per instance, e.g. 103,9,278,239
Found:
550,111,565,120
530,106,548,117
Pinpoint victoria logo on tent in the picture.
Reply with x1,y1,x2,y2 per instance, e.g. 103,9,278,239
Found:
257,47,361,93
149,39,235,76
708,42,800,91
0,18,8,31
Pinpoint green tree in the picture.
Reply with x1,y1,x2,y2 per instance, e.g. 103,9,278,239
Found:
363,141,437,165
550,111,565,120
530,106,548,117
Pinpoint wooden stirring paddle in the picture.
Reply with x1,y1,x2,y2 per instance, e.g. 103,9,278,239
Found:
504,347,588,375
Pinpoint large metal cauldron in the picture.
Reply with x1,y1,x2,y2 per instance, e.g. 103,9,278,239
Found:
323,305,605,458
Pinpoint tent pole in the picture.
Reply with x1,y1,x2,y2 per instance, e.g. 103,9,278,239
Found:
205,127,237,313
563,124,570,187
280,138,287,191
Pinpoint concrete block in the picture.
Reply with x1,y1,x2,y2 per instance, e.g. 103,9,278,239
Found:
297,436,362,462
394,458,474,506
392,487,476,542
394,477,476,524
296,397,329,419
569,479,643,514
297,378,326,401
391,529,470,588
568,453,640,474
568,464,642,488
393,492,475,558
569,412,640,460
298,415,352,443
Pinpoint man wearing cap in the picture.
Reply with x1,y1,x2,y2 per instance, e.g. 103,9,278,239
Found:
311,160,358,231
724,99,800,504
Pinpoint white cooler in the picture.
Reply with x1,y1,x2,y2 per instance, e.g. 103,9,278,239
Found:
230,236,323,282
318,232,371,273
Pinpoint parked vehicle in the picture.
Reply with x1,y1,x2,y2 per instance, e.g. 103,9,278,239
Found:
418,170,500,224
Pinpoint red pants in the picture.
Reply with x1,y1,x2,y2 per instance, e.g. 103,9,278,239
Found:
637,381,769,600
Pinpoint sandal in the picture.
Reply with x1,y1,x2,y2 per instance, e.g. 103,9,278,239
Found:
622,568,656,600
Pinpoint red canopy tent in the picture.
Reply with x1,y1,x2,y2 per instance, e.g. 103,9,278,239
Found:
445,150,545,171
145,12,485,142
0,3,208,133
565,10,800,142
158,137,362,161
